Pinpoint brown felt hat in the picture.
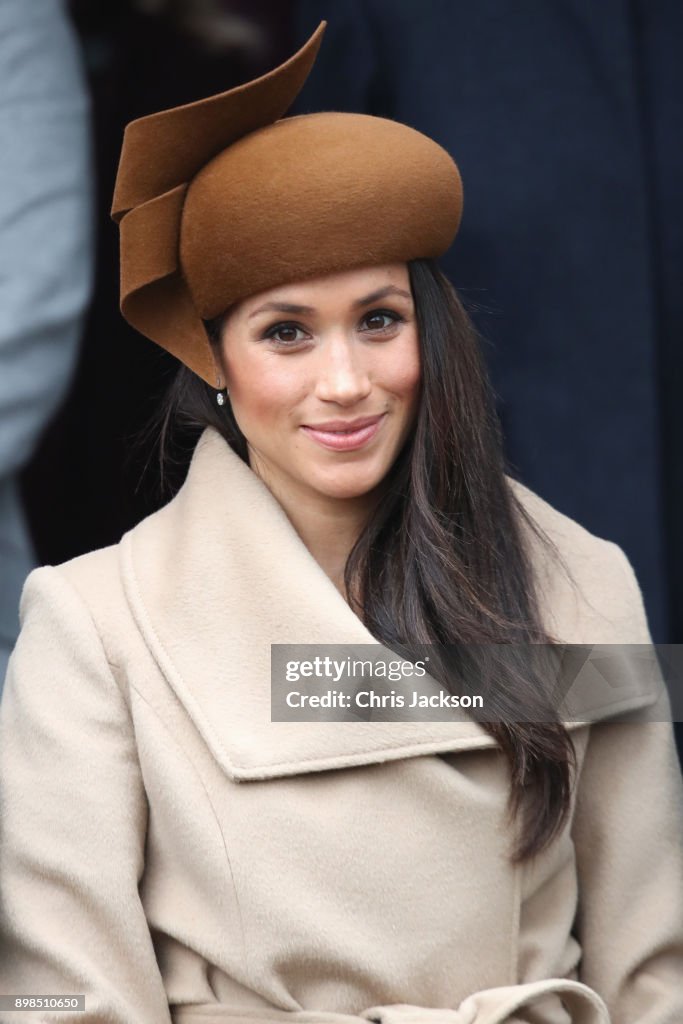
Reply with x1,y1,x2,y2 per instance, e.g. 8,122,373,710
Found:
111,21,464,385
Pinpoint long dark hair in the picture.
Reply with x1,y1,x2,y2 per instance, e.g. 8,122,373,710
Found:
142,258,576,862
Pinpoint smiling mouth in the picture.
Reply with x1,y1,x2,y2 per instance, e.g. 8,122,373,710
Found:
300,414,386,451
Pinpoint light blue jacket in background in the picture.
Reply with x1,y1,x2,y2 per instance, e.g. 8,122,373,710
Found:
0,0,93,690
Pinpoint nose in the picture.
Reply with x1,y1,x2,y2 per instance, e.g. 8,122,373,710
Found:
314,333,372,405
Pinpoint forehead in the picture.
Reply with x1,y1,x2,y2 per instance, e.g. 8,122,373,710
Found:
237,262,412,317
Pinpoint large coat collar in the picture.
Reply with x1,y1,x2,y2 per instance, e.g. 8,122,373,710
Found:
119,427,657,782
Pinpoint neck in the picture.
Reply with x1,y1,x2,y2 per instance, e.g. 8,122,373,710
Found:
248,453,381,603
283,494,375,602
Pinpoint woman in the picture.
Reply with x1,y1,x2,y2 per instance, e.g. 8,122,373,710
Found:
0,21,681,1024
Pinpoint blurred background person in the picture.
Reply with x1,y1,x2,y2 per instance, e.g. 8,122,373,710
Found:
0,0,94,690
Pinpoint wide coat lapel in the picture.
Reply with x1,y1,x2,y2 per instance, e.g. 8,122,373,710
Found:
119,426,659,782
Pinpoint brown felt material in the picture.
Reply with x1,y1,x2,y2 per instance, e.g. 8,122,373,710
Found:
111,21,463,384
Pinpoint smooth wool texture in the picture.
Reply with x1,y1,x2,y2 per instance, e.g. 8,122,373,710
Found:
0,427,682,1024
110,21,463,385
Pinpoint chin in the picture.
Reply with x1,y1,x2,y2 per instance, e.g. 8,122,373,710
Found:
305,463,391,501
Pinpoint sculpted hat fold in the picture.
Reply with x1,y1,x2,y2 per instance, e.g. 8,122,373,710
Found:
111,21,464,384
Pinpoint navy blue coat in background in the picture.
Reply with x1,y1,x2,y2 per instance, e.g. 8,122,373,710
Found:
291,0,682,646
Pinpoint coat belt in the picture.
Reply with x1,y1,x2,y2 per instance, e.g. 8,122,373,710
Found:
171,978,610,1024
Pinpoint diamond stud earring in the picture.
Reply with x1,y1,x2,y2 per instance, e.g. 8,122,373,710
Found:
216,376,229,406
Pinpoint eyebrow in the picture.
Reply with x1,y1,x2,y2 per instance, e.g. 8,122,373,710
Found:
247,285,413,320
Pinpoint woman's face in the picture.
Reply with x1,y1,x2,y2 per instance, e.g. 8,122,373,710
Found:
216,262,421,504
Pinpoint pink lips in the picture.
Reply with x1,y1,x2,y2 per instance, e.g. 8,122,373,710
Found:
300,414,386,452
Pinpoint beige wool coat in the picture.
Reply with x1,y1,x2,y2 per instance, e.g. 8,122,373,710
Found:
1,426,682,1024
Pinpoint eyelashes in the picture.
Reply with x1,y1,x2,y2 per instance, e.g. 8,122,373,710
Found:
262,323,308,346
262,308,407,347
362,310,407,333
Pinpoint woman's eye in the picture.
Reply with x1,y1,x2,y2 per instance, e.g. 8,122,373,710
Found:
361,309,404,332
264,323,307,346
263,309,404,345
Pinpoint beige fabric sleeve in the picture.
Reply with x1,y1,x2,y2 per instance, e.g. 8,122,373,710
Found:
0,565,172,1022
570,546,683,1022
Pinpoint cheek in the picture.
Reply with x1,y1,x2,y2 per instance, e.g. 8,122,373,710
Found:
377,332,421,399
225,348,307,423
